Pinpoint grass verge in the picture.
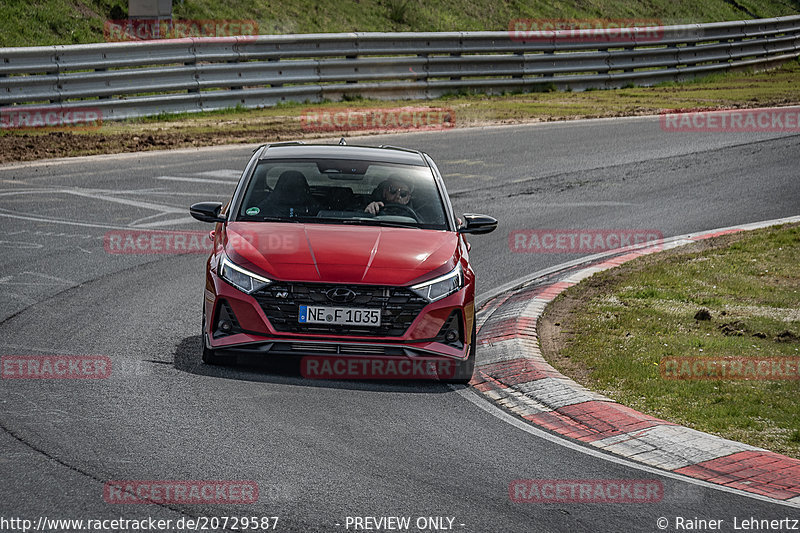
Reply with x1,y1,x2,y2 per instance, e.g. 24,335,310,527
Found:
1,58,799,164
539,223,800,458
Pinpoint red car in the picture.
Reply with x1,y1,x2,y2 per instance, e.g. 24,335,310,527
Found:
190,142,497,383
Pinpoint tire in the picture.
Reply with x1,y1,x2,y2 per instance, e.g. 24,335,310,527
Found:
443,322,476,384
201,307,223,365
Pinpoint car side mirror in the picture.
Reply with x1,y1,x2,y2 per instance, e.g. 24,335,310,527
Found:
458,213,498,235
190,202,226,223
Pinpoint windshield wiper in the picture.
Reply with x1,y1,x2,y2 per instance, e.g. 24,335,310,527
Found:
337,218,419,229
248,216,419,228
248,216,305,223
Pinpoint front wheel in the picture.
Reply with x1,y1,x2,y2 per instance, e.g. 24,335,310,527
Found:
443,322,476,384
201,307,223,365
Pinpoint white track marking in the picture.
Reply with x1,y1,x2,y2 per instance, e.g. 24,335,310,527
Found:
0,188,197,229
155,176,236,185
466,214,800,508
0,188,185,213
196,169,242,179
129,190,223,197
134,216,198,228
453,387,799,509
477,215,800,309
0,240,43,249
62,188,185,213
0,210,134,230
129,212,173,226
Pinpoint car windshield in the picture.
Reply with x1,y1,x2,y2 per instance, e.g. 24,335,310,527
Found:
236,158,449,230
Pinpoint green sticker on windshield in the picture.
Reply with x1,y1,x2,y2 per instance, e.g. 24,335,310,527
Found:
246,206,260,215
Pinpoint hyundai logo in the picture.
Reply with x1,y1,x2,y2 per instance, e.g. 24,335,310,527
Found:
325,287,357,303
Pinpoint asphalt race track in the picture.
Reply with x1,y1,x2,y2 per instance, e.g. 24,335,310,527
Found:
0,115,798,532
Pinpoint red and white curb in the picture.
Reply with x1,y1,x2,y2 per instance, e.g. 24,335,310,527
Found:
473,216,800,504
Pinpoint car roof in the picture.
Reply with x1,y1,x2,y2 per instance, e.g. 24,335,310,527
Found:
257,143,429,167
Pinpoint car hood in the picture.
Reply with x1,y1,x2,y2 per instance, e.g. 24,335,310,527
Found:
223,222,458,285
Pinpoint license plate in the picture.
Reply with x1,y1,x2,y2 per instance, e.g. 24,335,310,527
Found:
298,305,381,326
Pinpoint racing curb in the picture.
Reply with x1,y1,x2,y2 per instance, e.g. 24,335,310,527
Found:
472,216,800,504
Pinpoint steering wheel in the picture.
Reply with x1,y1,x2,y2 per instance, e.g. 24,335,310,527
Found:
379,203,419,220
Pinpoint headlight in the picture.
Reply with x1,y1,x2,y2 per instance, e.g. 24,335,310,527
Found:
411,265,463,302
218,253,271,294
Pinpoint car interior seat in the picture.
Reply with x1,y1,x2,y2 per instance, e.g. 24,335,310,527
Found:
259,170,318,217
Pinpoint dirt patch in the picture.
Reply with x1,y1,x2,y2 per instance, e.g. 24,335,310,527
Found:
775,330,799,342
0,115,554,164
0,127,304,164
537,288,597,385
718,320,747,336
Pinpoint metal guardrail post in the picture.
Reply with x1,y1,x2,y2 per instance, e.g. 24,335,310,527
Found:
268,58,282,88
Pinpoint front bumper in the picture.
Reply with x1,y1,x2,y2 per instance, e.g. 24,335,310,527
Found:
204,270,475,361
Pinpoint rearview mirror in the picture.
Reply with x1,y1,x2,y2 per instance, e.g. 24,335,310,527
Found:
190,202,226,223
458,213,498,235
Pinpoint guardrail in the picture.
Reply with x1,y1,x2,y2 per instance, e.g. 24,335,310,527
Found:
1,16,799,121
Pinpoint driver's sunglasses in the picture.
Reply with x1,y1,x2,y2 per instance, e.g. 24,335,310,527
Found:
388,186,410,198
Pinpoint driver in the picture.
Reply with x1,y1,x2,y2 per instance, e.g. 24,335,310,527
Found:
364,176,413,215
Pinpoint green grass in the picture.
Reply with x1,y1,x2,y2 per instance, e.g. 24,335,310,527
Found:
1,0,799,47
544,224,800,458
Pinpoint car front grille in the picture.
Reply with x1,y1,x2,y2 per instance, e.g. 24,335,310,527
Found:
251,282,429,337
288,343,391,356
